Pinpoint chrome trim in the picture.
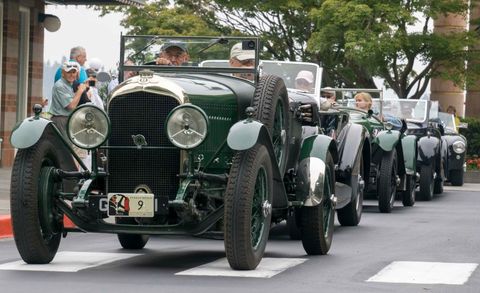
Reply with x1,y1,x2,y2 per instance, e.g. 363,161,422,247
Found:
109,74,188,106
297,157,326,207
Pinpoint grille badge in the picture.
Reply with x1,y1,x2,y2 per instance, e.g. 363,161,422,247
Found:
132,134,148,149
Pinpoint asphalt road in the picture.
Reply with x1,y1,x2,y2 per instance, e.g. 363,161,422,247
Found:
0,187,479,293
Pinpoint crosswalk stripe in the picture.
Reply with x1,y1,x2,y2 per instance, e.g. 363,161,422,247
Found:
176,257,307,278
0,251,139,272
367,261,478,285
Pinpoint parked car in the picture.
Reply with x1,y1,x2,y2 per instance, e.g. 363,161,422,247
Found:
381,99,444,200
333,91,417,212
436,111,467,186
10,36,338,270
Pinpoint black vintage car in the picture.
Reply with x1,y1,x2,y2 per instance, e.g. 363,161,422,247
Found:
9,36,339,270
436,111,467,186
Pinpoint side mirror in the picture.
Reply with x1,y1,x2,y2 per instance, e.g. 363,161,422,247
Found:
96,71,111,83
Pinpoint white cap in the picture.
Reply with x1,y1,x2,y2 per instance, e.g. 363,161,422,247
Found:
88,58,103,72
230,42,255,61
295,70,314,83
321,86,336,96
62,60,80,72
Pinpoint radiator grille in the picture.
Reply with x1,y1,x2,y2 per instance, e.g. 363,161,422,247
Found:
107,92,180,199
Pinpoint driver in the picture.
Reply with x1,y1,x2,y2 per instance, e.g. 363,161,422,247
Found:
354,92,403,130
295,70,314,93
155,42,190,66
229,42,255,81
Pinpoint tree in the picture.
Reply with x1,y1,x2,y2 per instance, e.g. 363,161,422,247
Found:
309,0,480,99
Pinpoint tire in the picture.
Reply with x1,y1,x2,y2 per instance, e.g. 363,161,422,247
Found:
402,174,416,207
434,176,443,194
252,74,289,175
287,208,302,240
378,150,397,213
224,145,273,270
337,156,364,226
116,218,150,249
300,153,335,255
450,169,464,186
10,139,64,264
418,165,434,201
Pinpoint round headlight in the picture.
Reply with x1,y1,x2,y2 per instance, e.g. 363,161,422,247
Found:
166,104,208,149
67,105,110,149
384,122,393,131
452,141,466,154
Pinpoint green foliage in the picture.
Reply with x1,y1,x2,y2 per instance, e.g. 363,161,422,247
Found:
460,117,480,158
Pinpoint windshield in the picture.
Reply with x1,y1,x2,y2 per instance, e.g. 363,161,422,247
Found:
371,99,429,123
119,35,260,82
438,112,457,132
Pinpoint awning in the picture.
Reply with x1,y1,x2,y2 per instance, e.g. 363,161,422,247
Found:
45,0,145,6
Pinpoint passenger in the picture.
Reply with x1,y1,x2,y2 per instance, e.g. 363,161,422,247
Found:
229,42,255,81
354,92,402,130
321,87,336,103
295,71,314,93
155,42,190,66
446,105,461,131
54,46,88,83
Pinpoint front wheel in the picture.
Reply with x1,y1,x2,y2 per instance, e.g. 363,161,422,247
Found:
300,153,335,255
224,145,273,270
402,174,416,207
418,165,434,201
378,150,397,213
337,156,364,226
450,169,464,186
10,140,65,264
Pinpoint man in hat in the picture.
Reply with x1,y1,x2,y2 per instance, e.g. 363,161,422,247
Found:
54,46,88,83
155,42,190,66
229,42,255,81
295,70,315,93
321,87,336,102
50,61,87,137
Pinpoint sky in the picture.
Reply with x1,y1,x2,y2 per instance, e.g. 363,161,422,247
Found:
44,5,126,71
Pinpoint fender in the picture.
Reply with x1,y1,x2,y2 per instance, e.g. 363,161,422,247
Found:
337,123,365,176
296,135,338,207
373,129,401,152
227,119,288,209
10,116,53,149
401,135,417,175
417,135,440,165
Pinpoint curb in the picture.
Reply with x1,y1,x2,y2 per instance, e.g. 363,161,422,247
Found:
0,215,13,239
0,215,76,239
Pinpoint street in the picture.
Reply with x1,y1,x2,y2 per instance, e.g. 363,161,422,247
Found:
0,185,479,293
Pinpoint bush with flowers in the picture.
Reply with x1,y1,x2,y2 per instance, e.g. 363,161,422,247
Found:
466,155,480,170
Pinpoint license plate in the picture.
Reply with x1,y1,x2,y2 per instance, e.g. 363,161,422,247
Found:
107,193,154,217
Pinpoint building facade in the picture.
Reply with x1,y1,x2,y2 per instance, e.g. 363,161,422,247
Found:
0,0,143,167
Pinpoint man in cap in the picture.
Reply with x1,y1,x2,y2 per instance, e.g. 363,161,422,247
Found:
229,42,255,81
321,86,336,102
155,42,190,66
54,46,88,83
295,70,314,93
50,61,87,137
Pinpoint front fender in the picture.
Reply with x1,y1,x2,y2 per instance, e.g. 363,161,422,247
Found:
296,135,338,207
337,123,365,176
418,135,440,165
227,119,264,151
401,135,417,175
10,116,52,149
373,130,401,152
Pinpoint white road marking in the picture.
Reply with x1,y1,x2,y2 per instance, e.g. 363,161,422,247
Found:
367,261,478,285
0,251,139,272
176,257,307,278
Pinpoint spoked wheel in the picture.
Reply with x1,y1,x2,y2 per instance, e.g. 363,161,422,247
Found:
378,150,397,213
402,174,416,207
337,156,364,226
300,153,335,255
418,164,434,201
449,169,464,186
252,74,289,175
10,139,66,264
224,145,273,270
116,218,150,249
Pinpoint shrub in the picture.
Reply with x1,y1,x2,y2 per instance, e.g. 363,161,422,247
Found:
460,116,480,158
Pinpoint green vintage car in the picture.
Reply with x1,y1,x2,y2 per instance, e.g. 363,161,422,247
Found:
9,36,338,270
332,91,417,213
